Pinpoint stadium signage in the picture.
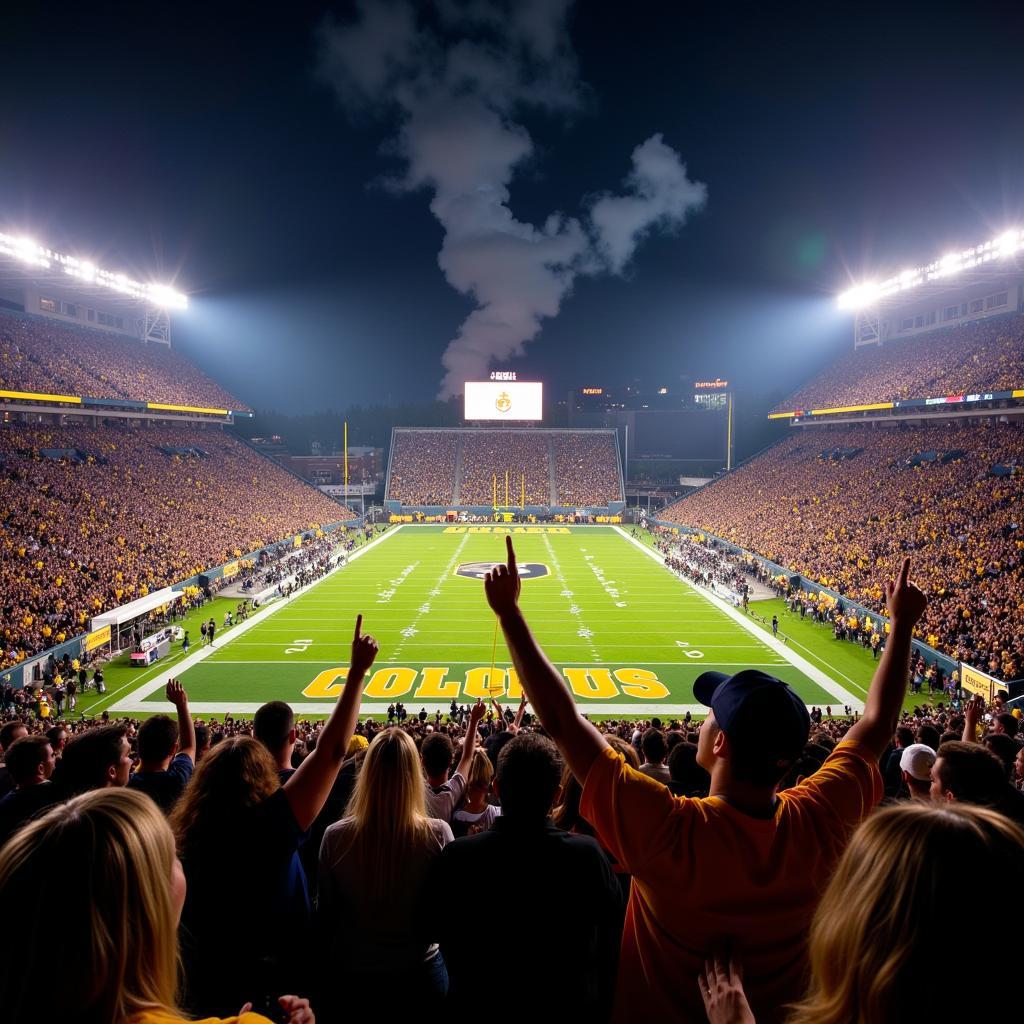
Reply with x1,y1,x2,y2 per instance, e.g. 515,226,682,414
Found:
442,526,570,534
489,371,517,381
581,387,604,395
302,665,670,701
694,379,729,390
455,561,550,580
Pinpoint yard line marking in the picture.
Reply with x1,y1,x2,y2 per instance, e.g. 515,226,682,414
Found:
612,526,863,709
391,532,470,660
109,525,404,713
544,533,600,659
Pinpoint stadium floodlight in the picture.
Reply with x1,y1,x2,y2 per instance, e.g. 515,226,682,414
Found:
837,282,880,310
0,234,51,269
836,227,1022,309
145,283,188,310
0,230,187,309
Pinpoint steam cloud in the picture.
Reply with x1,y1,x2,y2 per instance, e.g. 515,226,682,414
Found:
318,0,707,397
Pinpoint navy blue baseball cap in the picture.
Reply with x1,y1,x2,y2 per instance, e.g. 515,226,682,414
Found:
693,669,811,770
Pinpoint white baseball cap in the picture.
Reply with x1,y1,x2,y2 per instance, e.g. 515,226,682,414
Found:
899,743,936,781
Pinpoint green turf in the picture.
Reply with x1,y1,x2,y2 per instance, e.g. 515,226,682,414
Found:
104,525,874,718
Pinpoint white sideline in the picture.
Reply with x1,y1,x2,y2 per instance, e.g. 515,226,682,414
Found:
109,526,404,713
611,526,863,710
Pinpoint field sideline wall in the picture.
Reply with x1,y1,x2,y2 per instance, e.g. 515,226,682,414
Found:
650,519,963,680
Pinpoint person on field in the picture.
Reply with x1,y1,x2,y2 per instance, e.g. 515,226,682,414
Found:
483,536,927,1024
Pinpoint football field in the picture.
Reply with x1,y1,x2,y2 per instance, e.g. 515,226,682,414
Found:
110,525,862,717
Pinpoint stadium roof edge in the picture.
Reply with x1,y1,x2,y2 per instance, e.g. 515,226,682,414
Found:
0,231,187,309
837,228,1023,311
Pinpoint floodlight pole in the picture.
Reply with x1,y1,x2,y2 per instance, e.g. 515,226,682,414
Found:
853,306,881,348
142,306,171,345
726,392,734,471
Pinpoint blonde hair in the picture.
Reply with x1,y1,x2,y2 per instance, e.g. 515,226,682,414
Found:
170,735,280,859
338,728,432,897
789,802,1024,1024
466,747,494,789
0,788,181,1024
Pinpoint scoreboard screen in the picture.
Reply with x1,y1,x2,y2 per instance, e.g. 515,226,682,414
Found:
464,380,543,421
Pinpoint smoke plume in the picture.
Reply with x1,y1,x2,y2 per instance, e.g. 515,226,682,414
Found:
318,0,706,397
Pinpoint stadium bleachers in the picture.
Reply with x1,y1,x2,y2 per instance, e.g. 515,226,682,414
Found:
773,312,1024,412
458,430,551,505
387,428,623,507
0,307,250,411
0,423,351,669
660,422,1024,678
386,430,459,505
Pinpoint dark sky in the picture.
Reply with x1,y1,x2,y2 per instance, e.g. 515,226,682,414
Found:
3,1,1024,413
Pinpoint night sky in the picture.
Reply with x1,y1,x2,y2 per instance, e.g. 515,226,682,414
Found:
3,1,1024,414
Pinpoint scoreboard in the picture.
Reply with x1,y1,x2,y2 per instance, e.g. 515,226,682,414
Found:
464,379,543,421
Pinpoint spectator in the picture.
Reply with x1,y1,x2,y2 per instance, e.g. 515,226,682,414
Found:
317,728,452,1016
638,727,671,783
55,723,132,796
421,700,486,823
929,739,1024,823
450,747,501,837
0,720,28,798
897,743,935,801
699,803,1024,1023
427,733,623,1020
127,680,195,813
45,724,68,759
194,722,212,761
0,735,59,845
171,615,377,1016
667,740,711,797
254,700,298,783
484,537,926,1024
0,787,314,1024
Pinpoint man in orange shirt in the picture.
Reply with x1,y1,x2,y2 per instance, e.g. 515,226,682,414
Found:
484,539,927,1023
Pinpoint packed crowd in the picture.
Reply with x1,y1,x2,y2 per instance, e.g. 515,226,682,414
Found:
658,533,756,600
387,429,624,507
457,430,551,505
0,423,352,670
554,431,621,506
662,422,1024,678
775,311,1024,412
386,430,459,505
241,533,349,593
0,307,249,411
0,543,1021,1024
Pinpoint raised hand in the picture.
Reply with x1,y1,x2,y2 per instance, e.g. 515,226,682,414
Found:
469,698,486,725
350,614,379,678
697,953,754,1024
278,994,315,1024
165,678,188,707
884,557,927,628
484,535,521,618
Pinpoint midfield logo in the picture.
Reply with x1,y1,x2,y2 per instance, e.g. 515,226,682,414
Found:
455,561,550,581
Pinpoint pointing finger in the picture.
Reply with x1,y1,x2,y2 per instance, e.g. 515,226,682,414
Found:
354,614,362,642
506,534,517,570
899,556,911,587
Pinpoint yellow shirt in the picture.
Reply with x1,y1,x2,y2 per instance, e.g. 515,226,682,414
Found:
580,739,882,1024
129,1010,273,1024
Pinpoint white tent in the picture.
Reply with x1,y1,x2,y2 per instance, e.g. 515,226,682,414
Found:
90,586,181,631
